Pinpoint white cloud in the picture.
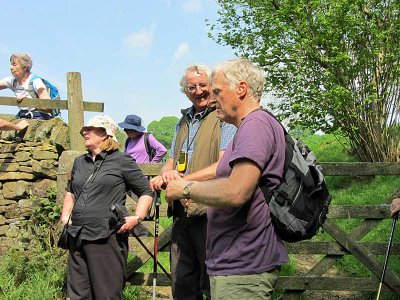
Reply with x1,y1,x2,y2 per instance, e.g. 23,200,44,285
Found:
123,24,156,58
174,43,190,60
182,0,202,13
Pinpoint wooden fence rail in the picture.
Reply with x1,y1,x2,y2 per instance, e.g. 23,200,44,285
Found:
127,162,400,298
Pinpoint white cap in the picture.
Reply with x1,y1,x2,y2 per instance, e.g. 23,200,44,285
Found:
80,115,118,142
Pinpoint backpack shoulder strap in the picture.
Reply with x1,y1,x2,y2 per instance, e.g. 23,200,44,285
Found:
12,77,17,90
144,132,154,160
27,75,41,98
124,138,131,151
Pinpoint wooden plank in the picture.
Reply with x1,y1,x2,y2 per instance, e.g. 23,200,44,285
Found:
322,219,400,294
81,101,104,112
126,226,171,277
349,219,380,238
137,163,164,176
276,276,382,291
0,96,103,112
127,274,390,292
327,205,390,219
320,162,400,176
286,241,400,255
283,218,383,298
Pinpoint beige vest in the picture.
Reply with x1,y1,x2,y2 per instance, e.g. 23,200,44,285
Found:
173,108,222,216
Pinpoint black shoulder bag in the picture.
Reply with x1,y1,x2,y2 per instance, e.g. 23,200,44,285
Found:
57,155,106,249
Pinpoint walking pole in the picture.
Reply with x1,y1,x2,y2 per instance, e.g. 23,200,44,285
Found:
376,212,399,300
153,191,161,300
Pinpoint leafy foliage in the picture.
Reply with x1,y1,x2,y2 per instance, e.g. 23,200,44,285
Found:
209,0,400,162
147,116,179,151
20,185,61,251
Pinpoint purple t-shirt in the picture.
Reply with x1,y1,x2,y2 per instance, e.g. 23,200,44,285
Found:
126,133,167,163
206,110,289,276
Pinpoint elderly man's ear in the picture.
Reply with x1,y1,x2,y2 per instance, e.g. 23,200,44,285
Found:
237,81,248,99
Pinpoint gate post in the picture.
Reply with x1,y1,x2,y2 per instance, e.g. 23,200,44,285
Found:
67,72,85,151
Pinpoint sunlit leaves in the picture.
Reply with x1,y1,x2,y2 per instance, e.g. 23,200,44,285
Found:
209,0,400,161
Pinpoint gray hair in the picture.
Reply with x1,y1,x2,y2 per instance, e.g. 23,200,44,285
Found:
179,63,211,93
10,53,33,72
212,58,265,102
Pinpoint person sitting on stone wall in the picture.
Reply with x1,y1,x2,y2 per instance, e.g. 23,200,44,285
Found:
0,52,55,119
0,119,28,131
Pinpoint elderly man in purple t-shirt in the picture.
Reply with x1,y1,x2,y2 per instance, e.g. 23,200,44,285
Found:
166,58,289,300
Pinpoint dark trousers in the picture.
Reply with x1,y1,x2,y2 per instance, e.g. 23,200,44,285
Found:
170,215,210,300
67,233,128,300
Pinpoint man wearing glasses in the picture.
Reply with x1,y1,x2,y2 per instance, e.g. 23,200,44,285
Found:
151,64,236,300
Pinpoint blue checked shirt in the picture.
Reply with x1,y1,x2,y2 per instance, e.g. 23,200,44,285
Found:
169,106,236,171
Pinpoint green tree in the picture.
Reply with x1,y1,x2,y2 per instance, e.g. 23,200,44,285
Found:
147,116,179,151
208,0,400,162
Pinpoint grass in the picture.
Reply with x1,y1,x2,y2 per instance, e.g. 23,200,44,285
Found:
0,247,67,300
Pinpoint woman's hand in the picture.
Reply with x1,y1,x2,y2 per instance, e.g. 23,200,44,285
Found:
117,216,140,234
61,215,71,225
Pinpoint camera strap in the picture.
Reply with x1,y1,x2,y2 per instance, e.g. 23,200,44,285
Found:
64,153,107,227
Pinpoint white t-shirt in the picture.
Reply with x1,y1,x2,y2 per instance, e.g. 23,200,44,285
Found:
0,74,46,110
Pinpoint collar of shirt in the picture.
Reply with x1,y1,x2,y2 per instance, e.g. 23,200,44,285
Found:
185,105,212,122
84,150,107,162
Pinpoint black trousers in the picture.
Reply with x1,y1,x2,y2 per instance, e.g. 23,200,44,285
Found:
170,215,210,300
67,233,128,300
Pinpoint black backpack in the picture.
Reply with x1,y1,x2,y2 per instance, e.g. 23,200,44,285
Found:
259,110,332,243
124,132,156,160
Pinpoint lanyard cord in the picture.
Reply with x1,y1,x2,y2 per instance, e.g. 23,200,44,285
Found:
185,108,209,151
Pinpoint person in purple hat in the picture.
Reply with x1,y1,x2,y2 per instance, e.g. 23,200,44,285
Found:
119,114,167,236
119,114,167,164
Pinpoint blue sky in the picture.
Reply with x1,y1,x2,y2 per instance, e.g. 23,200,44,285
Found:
0,0,236,128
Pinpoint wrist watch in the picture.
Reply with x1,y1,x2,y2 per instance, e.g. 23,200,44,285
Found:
133,215,143,224
182,181,194,199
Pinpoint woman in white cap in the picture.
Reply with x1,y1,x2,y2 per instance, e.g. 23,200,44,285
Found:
60,114,153,300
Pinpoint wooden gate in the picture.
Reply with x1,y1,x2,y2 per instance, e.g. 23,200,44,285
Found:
126,162,400,298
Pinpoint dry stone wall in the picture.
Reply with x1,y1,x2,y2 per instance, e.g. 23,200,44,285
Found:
0,116,69,254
